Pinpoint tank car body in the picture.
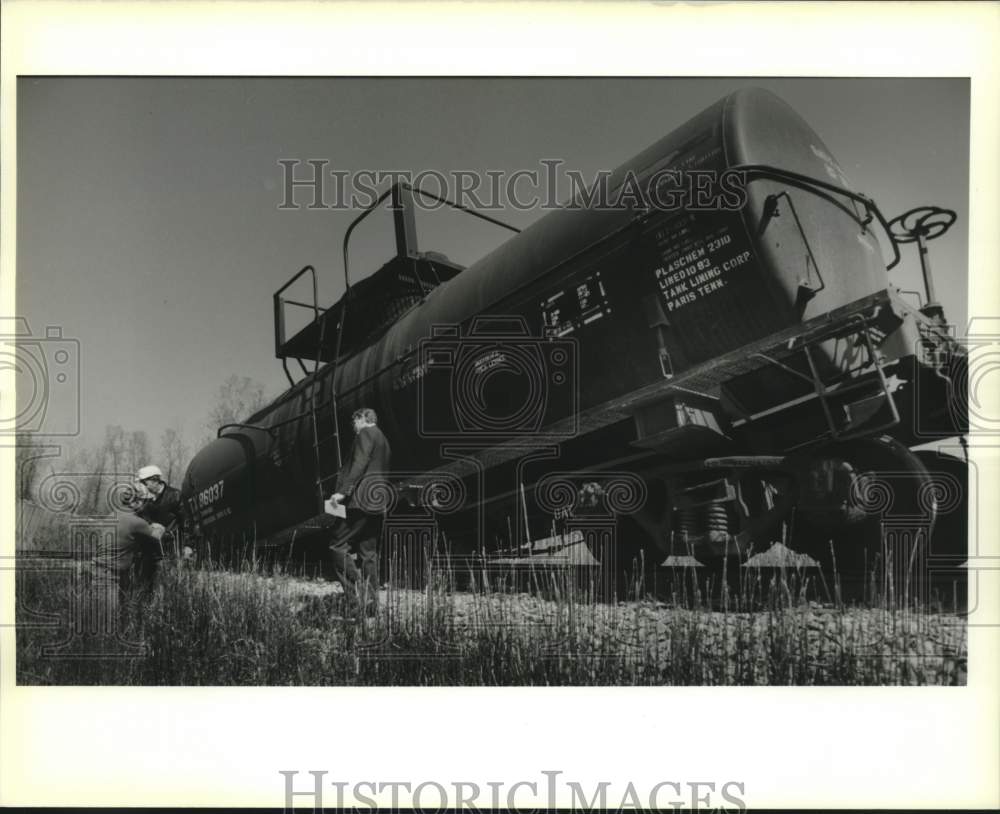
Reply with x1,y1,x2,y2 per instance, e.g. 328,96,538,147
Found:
182,88,967,594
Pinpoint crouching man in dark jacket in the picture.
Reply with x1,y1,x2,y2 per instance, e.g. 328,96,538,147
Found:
92,485,166,628
136,464,187,564
327,407,392,617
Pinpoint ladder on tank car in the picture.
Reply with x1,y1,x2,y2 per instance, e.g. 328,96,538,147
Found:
271,182,521,515
272,263,340,510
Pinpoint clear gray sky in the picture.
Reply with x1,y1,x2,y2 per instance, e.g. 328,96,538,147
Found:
17,77,969,454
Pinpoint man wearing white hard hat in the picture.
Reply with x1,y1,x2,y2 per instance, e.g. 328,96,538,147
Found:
135,464,185,559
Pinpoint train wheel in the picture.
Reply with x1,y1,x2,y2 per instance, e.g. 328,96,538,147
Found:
790,435,934,607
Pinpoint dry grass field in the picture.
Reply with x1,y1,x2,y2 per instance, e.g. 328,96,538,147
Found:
15,550,967,686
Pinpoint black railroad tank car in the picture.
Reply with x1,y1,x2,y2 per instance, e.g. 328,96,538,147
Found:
182,88,967,591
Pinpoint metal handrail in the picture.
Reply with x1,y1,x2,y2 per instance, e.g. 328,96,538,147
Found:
217,422,277,439
283,299,329,313
898,289,926,309
401,182,522,235
730,163,902,270
337,183,523,365
216,395,341,442
274,263,320,301
759,190,827,299
270,262,339,504
273,264,318,367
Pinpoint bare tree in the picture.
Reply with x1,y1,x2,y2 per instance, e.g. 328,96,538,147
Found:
126,430,151,476
159,425,190,485
74,424,128,516
102,424,126,476
79,439,109,516
205,375,269,435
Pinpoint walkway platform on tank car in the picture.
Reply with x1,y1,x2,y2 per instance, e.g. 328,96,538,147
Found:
275,253,465,366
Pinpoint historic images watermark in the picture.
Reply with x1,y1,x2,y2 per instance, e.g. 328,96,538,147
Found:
277,159,749,213
280,769,747,812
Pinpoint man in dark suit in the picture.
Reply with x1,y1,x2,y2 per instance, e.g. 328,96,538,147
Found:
328,407,392,616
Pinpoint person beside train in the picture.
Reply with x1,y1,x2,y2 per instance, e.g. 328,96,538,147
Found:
135,464,188,565
326,407,392,618
91,483,166,629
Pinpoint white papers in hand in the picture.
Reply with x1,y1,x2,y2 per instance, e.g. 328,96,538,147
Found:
324,498,346,519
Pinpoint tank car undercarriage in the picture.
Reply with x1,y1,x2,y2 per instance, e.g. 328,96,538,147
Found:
404,288,968,608
405,430,967,609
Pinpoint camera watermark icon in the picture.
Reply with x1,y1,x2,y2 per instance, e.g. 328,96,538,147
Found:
913,317,1000,438
416,316,579,440
0,317,80,436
